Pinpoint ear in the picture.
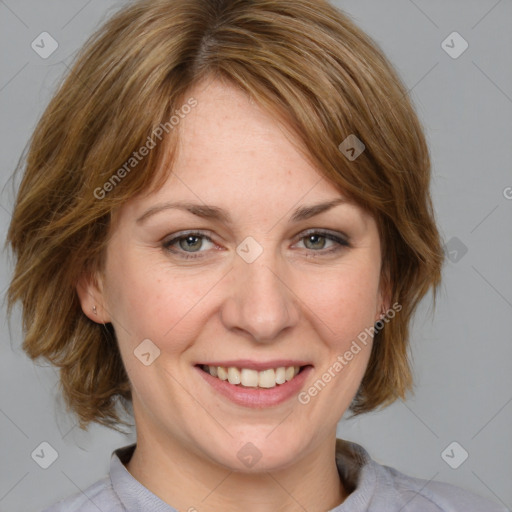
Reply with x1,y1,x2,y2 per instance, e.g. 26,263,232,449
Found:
76,270,111,324
375,268,392,323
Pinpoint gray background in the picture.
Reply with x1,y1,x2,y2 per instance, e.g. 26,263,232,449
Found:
1,1,511,511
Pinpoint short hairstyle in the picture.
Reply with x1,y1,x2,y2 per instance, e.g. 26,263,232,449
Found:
6,0,443,430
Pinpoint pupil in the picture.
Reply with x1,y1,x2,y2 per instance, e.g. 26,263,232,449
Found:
307,235,325,249
180,236,201,251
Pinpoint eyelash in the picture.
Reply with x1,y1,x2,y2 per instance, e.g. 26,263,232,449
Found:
162,229,350,260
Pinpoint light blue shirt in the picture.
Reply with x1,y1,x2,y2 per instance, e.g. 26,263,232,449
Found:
42,439,508,511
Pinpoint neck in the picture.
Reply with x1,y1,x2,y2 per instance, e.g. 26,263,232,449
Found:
126,428,347,512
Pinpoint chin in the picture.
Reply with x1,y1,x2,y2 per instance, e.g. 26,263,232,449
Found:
199,430,308,473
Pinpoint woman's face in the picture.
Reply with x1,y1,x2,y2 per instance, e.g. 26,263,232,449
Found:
85,79,386,471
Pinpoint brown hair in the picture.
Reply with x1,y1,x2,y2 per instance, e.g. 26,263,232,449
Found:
6,0,443,430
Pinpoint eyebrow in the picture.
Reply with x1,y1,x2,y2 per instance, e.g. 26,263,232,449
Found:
136,197,347,225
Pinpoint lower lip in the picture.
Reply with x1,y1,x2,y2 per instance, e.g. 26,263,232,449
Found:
195,365,313,408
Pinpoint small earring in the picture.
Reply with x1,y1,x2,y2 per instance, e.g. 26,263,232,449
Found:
92,305,97,315
374,309,386,332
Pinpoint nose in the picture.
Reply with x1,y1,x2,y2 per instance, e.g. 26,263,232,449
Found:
220,252,300,343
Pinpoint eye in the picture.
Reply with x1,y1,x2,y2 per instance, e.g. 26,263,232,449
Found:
295,229,350,255
162,229,350,260
162,231,216,259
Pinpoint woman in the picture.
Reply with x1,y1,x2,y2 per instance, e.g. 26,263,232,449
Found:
6,0,507,510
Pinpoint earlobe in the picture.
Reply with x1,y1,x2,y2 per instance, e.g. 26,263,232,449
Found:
375,307,385,324
376,272,392,323
76,271,110,324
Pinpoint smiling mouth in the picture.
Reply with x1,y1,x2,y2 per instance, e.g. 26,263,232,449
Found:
198,364,310,389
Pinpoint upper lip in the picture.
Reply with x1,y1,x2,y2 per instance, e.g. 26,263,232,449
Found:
196,359,312,371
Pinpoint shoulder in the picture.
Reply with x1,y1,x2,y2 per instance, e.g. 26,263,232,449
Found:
40,475,123,512
373,460,508,512
335,439,507,512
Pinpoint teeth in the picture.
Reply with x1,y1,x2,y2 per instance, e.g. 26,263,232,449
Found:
241,368,259,387
275,367,286,385
227,367,241,385
204,365,302,388
258,369,276,388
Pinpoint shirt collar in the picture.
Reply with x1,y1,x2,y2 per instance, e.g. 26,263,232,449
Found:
110,438,376,511
110,444,177,511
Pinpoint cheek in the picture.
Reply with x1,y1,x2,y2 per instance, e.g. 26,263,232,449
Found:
300,261,381,344
104,249,219,351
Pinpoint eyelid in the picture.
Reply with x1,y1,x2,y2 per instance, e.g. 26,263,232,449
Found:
161,230,216,248
297,228,350,245
162,227,349,240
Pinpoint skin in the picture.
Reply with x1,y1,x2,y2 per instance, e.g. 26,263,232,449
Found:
77,77,388,512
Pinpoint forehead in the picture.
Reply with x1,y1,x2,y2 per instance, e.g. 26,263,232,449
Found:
111,78,373,231
155,80,340,202
179,81,311,172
